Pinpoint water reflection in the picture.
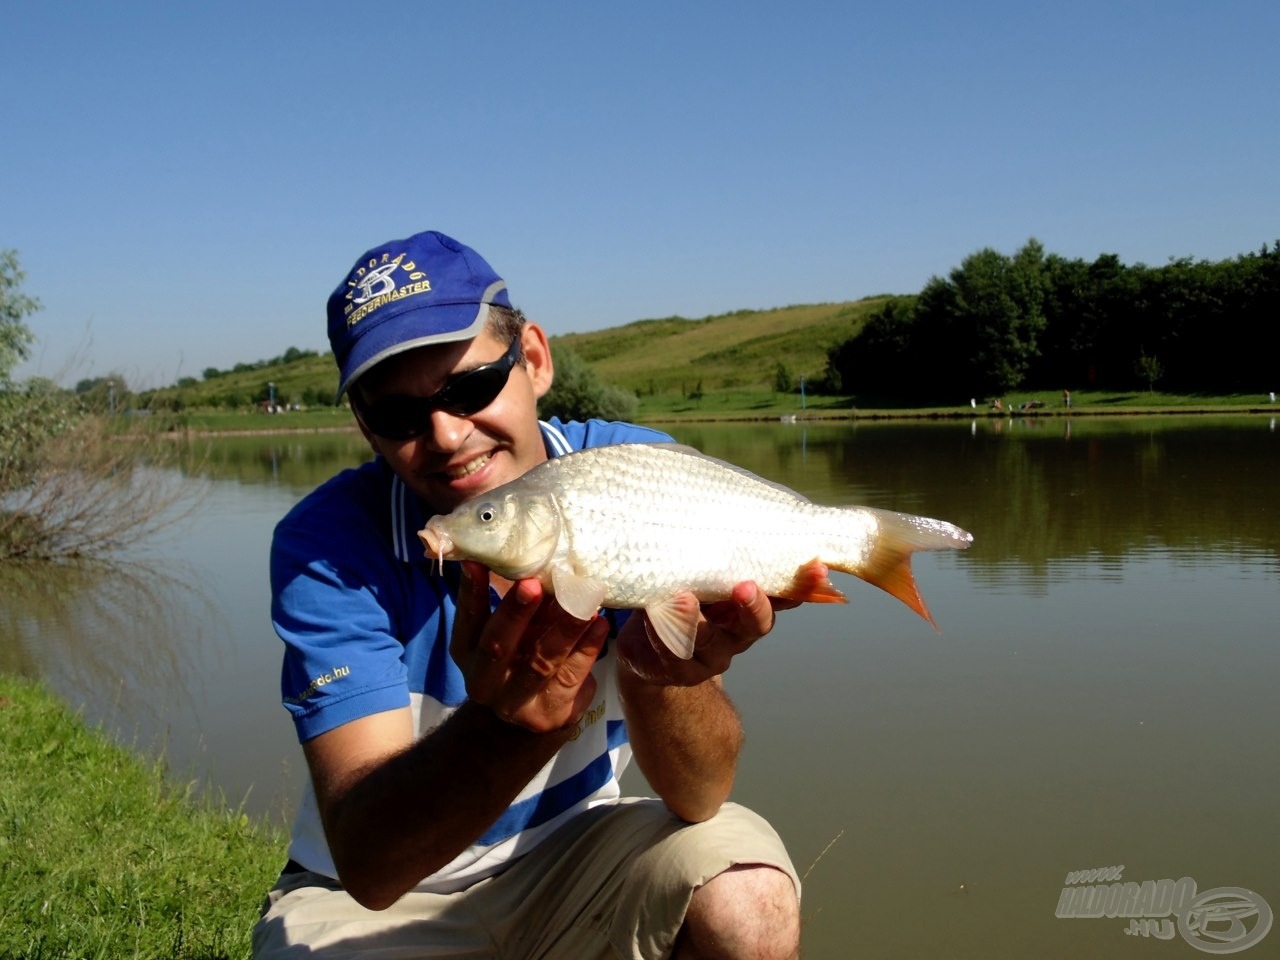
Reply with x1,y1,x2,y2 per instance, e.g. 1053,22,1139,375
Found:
0,559,221,757
669,416,1280,588
190,430,372,492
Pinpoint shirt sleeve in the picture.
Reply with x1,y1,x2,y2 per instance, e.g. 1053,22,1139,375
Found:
269,472,415,742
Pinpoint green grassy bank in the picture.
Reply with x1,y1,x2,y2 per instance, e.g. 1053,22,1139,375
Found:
165,388,1278,435
0,674,287,960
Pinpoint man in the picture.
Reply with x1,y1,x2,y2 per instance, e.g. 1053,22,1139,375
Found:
254,230,802,959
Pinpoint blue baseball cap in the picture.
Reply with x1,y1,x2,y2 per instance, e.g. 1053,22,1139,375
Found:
327,230,512,397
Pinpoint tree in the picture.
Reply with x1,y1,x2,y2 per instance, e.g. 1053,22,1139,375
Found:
824,296,918,398
947,239,1048,396
1,250,40,384
538,346,637,422
1135,351,1163,393
74,375,131,414
280,346,315,364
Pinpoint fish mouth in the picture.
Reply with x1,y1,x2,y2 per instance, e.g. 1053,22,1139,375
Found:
418,520,454,567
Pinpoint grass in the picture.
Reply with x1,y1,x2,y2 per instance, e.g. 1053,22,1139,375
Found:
0,674,287,960
553,300,888,398
173,405,356,435
629,387,1278,422
141,299,888,415
153,388,1278,435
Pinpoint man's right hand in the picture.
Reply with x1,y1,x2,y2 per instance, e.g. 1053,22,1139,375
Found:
450,560,608,733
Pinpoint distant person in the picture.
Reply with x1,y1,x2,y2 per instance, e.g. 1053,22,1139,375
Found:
253,230,802,959
1062,389,1071,409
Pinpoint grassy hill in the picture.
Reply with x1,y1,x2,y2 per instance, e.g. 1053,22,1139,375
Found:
144,351,337,411
142,299,889,415
550,299,887,397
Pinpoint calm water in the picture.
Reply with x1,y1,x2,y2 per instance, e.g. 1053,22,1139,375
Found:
2,417,1277,958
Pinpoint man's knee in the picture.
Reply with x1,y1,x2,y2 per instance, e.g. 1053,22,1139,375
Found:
678,864,800,959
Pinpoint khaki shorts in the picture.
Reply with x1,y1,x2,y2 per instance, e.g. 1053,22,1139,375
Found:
253,799,798,960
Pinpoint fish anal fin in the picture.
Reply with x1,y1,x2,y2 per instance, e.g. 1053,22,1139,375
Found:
775,558,848,604
550,564,608,621
644,591,702,660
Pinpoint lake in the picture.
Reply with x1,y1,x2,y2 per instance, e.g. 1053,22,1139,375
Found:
2,415,1277,957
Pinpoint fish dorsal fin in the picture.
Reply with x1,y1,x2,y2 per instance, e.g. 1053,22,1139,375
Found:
640,443,811,502
643,590,702,660
550,564,609,621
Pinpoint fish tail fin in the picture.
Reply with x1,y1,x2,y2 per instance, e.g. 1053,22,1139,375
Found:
827,509,973,631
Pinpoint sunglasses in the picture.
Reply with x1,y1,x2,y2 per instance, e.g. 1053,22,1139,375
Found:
356,335,523,440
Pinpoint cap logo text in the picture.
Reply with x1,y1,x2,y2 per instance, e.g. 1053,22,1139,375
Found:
344,251,431,328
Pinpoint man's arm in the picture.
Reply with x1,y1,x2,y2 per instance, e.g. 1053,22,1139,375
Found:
305,566,608,910
615,579,792,823
616,674,743,822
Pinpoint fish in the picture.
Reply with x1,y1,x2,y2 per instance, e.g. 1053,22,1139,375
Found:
419,443,973,659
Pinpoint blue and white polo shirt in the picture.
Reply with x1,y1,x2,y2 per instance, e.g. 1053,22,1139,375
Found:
270,418,670,893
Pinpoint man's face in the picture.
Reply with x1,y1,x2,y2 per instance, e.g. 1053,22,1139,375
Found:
353,324,555,514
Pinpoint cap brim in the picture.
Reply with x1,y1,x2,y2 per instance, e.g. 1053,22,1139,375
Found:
337,294,504,398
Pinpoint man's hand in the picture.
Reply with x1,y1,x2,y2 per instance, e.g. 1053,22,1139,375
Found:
451,561,609,732
615,567,825,686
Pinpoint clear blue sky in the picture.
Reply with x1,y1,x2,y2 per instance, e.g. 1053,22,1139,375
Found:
5,1,1276,389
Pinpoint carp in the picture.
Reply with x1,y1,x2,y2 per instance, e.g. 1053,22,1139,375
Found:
420,443,972,659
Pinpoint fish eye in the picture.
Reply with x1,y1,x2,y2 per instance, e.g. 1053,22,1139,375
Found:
477,503,496,523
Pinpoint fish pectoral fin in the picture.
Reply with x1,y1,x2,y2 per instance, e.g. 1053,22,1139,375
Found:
776,558,848,604
550,565,608,620
644,592,702,661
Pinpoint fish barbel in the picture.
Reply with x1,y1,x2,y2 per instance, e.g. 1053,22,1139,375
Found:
419,443,972,659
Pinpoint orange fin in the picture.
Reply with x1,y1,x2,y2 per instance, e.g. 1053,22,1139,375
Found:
829,509,972,632
776,558,848,604
862,543,939,631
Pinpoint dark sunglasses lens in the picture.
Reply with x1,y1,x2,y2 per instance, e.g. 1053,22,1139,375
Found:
361,401,424,440
435,367,510,416
363,359,515,440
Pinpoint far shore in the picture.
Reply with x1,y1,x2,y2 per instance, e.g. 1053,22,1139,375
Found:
159,400,1279,438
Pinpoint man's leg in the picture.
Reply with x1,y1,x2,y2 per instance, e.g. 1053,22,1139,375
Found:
674,864,801,960
254,801,800,959
481,798,799,959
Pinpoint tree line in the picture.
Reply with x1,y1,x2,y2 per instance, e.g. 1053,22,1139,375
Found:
823,238,1280,402
199,345,319,381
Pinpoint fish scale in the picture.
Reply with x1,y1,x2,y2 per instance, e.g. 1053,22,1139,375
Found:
420,443,973,659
